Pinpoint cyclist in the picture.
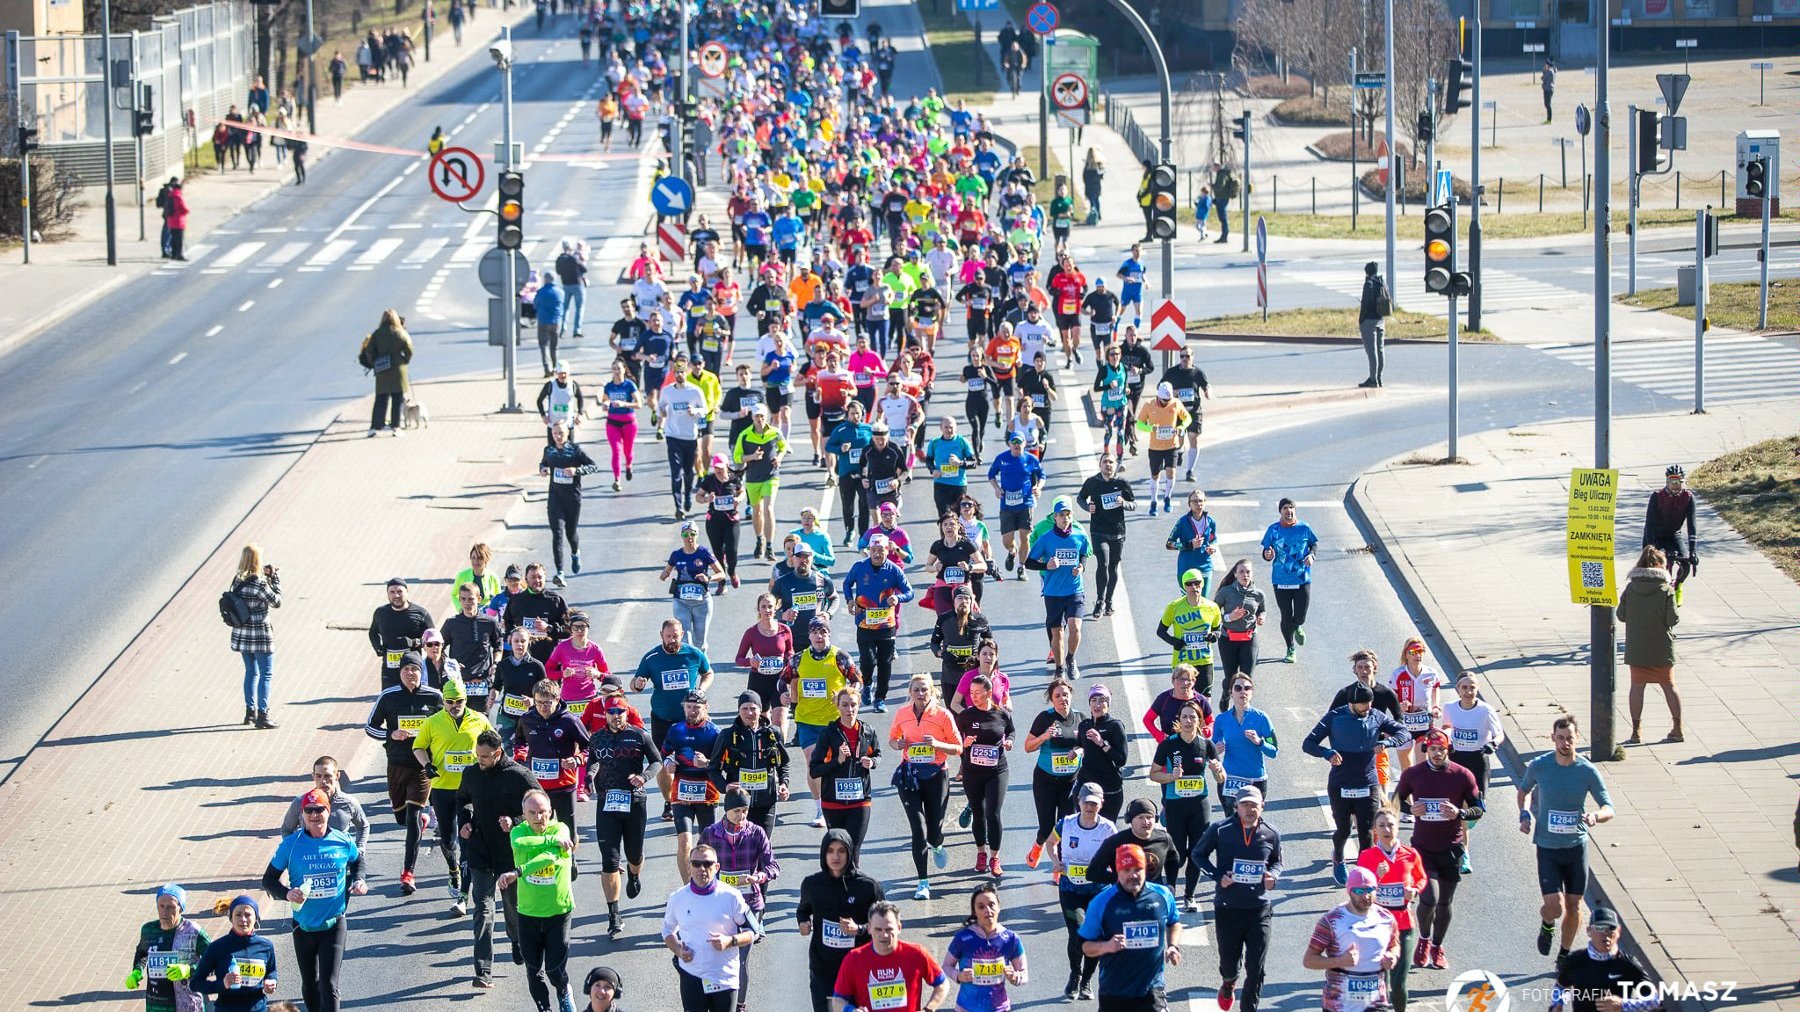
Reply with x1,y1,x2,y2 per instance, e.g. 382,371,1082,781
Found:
1642,463,1698,604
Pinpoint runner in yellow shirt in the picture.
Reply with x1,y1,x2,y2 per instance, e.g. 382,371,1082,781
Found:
410,678,495,915
1135,381,1192,515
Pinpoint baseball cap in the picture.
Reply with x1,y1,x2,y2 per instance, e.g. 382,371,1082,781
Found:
1182,568,1205,586
1234,784,1264,805
1079,782,1105,805
1115,843,1148,872
1052,496,1073,514
751,403,770,417
680,520,699,535
794,542,815,555
386,577,408,588
1589,906,1621,930
711,454,729,468
1346,866,1378,891
683,690,708,705
300,788,331,809
1007,432,1024,444
1156,381,1174,399
504,564,523,579
421,628,443,644
555,360,570,374
867,533,890,548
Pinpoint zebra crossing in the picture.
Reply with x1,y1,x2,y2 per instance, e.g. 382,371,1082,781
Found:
158,230,567,277
1525,334,1800,404
1296,265,1578,312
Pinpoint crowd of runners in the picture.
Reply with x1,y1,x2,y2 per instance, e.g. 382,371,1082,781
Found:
124,2,1670,1012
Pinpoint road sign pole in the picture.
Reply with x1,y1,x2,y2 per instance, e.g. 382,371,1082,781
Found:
1468,14,1482,334
1383,0,1397,309
499,25,519,414
1592,7,1617,761
100,0,118,266
1694,208,1707,414
1758,193,1771,329
1627,103,1637,296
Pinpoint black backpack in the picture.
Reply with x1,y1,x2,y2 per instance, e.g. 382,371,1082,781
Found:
220,580,253,628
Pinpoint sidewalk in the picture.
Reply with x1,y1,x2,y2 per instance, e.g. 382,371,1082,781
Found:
0,374,543,1010
0,3,537,360
1350,402,1800,1008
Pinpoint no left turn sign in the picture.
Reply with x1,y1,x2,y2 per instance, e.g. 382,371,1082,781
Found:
1050,73,1088,110
697,42,728,79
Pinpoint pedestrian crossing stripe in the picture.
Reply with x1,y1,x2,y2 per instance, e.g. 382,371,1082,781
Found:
165,234,574,276
1525,335,1800,404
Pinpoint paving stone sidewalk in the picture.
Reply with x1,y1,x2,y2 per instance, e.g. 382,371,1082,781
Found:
1351,401,1800,1009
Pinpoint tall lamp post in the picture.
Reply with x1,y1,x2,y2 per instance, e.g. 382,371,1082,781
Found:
1590,5,1616,759
100,0,119,265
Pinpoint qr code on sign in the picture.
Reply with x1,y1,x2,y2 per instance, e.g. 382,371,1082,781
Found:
1580,561,1605,589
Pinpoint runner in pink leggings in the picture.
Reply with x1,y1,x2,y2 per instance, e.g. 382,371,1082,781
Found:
602,359,642,491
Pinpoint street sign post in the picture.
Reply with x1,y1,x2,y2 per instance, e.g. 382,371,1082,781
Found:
650,176,694,217
1049,72,1088,110
1149,298,1186,352
428,147,484,203
957,0,999,9
1025,1,1058,35
1353,71,1386,90
1054,108,1089,130
1751,61,1775,105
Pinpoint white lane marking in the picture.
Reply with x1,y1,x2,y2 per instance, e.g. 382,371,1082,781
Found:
267,278,283,289
168,352,187,366
237,300,255,312
205,325,223,337
402,161,421,176
259,240,310,267
128,380,147,395
352,237,406,268
603,602,642,644
212,241,266,268
451,236,488,263
324,173,406,244
306,239,356,267
26,454,48,469
404,237,449,264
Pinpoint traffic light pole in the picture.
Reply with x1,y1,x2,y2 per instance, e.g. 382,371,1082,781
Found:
499,26,519,414
673,0,688,181
1467,15,1482,333
1626,103,1637,295
100,0,119,266
1094,0,1171,302
1694,208,1707,414
1447,201,1459,461
1757,193,1771,329
1591,9,1617,761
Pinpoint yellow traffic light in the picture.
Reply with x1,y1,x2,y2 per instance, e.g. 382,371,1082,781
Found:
1425,238,1450,262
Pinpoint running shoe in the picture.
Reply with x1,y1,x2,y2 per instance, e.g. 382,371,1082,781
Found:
399,871,416,896
1674,584,1685,607
1183,470,1194,482
1090,601,1105,618
1537,922,1555,956
1005,551,1016,571
1065,974,1081,1000
1068,659,1081,680
913,880,931,900
608,915,622,939
1295,625,1307,646
1026,842,1043,869
1147,501,1157,516
626,872,642,899
731,574,741,588
1078,980,1094,1000
1459,850,1472,875
553,572,567,588
874,699,886,713
1430,942,1448,970
571,553,582,575
1218,981,1236,1010
1162,496,1172,513
933,845,948,869
450,886,467,916
1331,861,1347,886
473,977,494,989
975,851,989,874
625,465,633,480
1414,939,1431,968
1284,647,1297,663
959,806,974,829
989,858,1005,878
612,479,622,491
811,814,827,829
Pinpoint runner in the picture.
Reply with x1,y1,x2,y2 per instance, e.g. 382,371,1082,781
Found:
1077,843,1183,1010
942,884,1029,1011
662,690,724,879
1156,570,1224,697
1300,867,1401,1012
362,655,443,896
925,514,988,614
1166,490,1219,595
1211,677,1279,810
631,618,712,820
1134,384,1191,515
792,507,839,571
984,323,1022,428
843,534,915,710
1046,253,1087,368
697,796,779,1010
1076,685,1130,822
1260,498,1319,663
504,562,571,665
1441,671,1504,871
857,422,912,518
1194,786,1283,1012
585,699,659,938
277,756,369,851
734,597,795,745
1304,684,1409,885
661,522,726,653
710,689,789,840
1549,907,1654,1012
442,583,505,718
797,828,887,1012
1024,497,1092,679
1048,784,1114,1000
773,544,837,639
733,405,789,561
1022,678,1084,871
658,361,708,518
496,789,577,1012
925,416,977,518
369,578,434,691
513,679,590,856
1213,560,1266,698
191,896,279,1011
1330,649,1408,805
696,456,745,590
1394,729,1484,972
956,674,1016,877
263,788,366,1012
1388,637,1445,783
125,884,209,1012
1075,454,1135,617
1518,715,1614,967
1092,349,1132,464
783,619,862,828
1115,243,1146,328
459,729,538,986
831,901,950,1012
1159,348,1210,482
811,687,882,857
930,586,992,702
1081,278,1120,358
495,627,548,739
411,678,494,914
1142,664,1214,747
1356,810,1427,1008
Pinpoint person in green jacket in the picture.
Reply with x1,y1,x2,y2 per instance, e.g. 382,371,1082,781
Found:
125,884,210,1012
499,790,576,1012
360,309,413,436
1616,545,1682,744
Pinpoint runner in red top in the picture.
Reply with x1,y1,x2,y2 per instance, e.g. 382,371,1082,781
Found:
832,900,950,1012
955,199,987,253
1047,255,1089,367
1356,809,1428,1008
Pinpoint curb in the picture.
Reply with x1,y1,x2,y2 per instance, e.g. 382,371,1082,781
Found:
1344,463,1692,1008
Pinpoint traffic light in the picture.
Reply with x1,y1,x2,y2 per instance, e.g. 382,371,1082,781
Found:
497,170,524,250
1745,156,1770,199
1443,58,1473,114
1424,201,1455,294
133,108,155,137
17,125,38,154
819,0,860,17
1416,110,1433,143
1634,108,1661,175
1702,210,1719,258
1229,111,1251,142
1147,161,1178,240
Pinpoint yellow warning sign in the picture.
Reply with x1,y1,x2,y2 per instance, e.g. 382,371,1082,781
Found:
1567,468,1619,606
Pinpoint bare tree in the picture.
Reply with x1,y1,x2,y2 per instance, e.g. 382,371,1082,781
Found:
1389,0,1457,171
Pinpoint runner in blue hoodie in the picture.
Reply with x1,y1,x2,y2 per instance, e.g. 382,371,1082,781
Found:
1259,498,1319,663
1025,497,1093,680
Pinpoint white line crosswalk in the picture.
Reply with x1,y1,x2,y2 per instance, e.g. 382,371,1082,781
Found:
1525,334,1800,404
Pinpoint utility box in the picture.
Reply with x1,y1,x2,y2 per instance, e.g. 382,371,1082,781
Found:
1676,265,1696,307
1735,130,1781,218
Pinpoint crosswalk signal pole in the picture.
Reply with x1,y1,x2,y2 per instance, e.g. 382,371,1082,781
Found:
1694,207,1707,414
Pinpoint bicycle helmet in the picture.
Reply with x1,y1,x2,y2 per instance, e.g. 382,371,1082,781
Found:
1665,464,1686,478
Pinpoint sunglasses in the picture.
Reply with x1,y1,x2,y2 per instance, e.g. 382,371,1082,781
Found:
689,860,718,868
303,806,328,815
1349,887,1375,897
1233,685,1252,693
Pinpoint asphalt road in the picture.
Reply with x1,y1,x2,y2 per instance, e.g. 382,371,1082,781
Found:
0,23,651,782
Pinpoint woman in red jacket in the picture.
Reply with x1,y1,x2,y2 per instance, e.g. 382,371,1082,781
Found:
1356,809,1427,1012
164,179,190,260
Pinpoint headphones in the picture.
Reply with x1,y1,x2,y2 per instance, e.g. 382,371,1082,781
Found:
583,966,624,997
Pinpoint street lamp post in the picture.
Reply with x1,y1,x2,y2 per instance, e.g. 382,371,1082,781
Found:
1590,7,1616,759
100,0,119,266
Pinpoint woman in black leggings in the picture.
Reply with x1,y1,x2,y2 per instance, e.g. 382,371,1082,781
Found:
961,346,996,453
1075,684,1130,821
955,674,1015,876
1023,678,1082,869
696,457,743,586
889,673,959,900
1148,699,1222,909
930,589,991,703
809,689,880,858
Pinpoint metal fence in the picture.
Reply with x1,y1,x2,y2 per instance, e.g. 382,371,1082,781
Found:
4,1,252,186
1101,91,1158,166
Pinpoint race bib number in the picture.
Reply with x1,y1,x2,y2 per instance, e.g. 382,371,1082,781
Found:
1154,425,1175,440
943,566,966,585
1094,321,1113,336
1420,798,1452,822
1003,490,1025,507
466,680,490,697
525,871,557,886
1548,810,1582,834
1059,296,1079,315
660,667,691,692
1173,776,1207,798
801,678,829,699
1100,492,1123,510
1232,858,1266,883
303,871,339,896
1065,863,1088,882
679,582,707,601
1175,388,1195,402
386,650,403,669
739,768,770,790
398,716,426,732
603,789,633,813
1339,786,1371,799
940,463,960,477
1183,631,1208,649
868,980,908,1010
1376,882,1407,907
1403,710,1433,733
873,477,897,494
566,699,590,717
1223,776,1252,798
231,958,268,984
907,743,938,763
1054,547,1078,565
757,655,785,674
531,757,561,779
145,951,177,979
713,496,736,511
1050,750,1081,774
834,777,866,801
1451,727,1480,750
523,618,542,633
1031,393,1047,408
970,959,1006,986
822,921,856,949
551,468,573,484
864,607,892,625
855,371,871,385
1122,920,1161,950
791,592,820,609
443,750,473,773
676,779,709,803
718,872,745,888
847,448,863,463
1345,974,1383,1011
966,377,986,391
969,744,1000,767
503,694,531,717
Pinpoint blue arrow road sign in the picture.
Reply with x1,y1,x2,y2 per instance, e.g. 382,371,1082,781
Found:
650,176,694,216
957,0,998,10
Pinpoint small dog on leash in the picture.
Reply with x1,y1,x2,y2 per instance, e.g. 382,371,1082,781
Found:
402,400,429,429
